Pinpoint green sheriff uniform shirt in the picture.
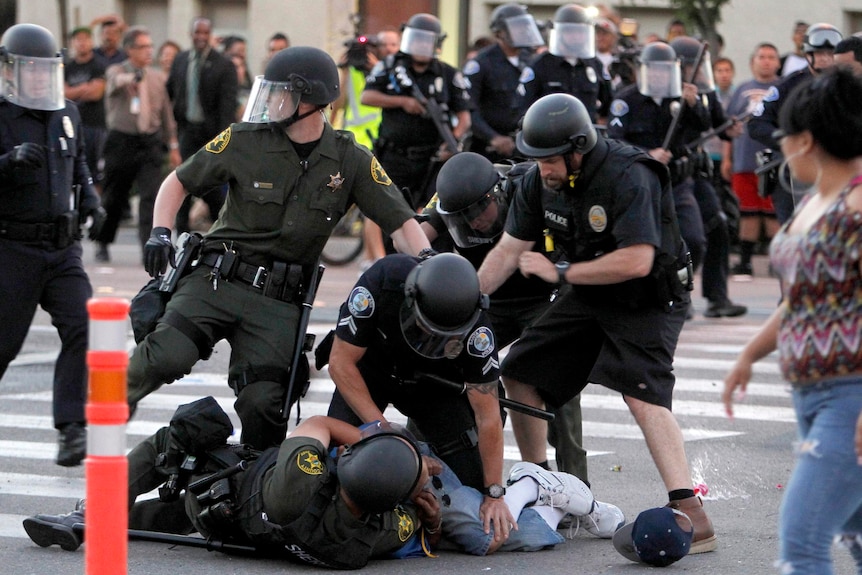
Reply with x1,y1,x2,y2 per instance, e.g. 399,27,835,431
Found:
261,436,421,557
176,122,415,267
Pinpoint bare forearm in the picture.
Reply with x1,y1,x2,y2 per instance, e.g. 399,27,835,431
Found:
391,218,431,256
152,171,188,229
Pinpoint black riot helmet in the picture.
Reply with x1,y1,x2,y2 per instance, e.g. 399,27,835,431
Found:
669,35,714,91
243,46,340,123
435,152,507,248
549,4,595,59
489,3,544,49
516,93,597,159
400,253,488,359
338,428,423,514
0,23,65,111
637,41,682,99
804,23,842,53
401,13,445,59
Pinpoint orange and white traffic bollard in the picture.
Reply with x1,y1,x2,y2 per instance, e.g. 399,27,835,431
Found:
86,298,130,575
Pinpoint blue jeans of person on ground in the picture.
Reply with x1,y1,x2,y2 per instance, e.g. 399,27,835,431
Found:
425,445,564,556
778,376,862,575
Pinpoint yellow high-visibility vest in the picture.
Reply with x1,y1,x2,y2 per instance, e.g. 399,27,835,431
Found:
343,66,381,151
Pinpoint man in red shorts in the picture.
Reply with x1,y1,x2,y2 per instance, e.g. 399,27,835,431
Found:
723,42,782,279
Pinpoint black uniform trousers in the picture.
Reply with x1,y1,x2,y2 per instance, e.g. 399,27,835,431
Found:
672,177,706,272
175,121,227,234
327,375,485,491
98,131,164,250
692,176,731,304
0,240,91,427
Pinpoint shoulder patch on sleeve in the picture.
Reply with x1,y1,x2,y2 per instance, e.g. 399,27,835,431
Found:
518,66,535,84
763,86,779,103
463,59,480,76
296,449,325,475
371,156,392,185
347,286,375,317
610,99,629,117
205,126,231,154
452,71,470,90
467,326,495,358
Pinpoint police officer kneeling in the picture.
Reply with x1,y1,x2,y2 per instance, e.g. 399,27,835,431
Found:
477,93,717,555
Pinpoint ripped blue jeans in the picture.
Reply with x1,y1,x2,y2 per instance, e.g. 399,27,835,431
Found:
778,376,862,575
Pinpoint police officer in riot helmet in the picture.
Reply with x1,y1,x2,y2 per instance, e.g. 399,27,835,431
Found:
325,251,517,540
242,45,340,126
0,23,105,467
517,4,612,124
636,41,683,100
668,36,746,318
670,35,716,93
362,13,471,209
489,3,545,50
748,23,842,223
131,44,430,452
399,13,444,68
548,4,596,60
464,4,543,162
434,152,508,249
427,151,592,483
479,92,717,554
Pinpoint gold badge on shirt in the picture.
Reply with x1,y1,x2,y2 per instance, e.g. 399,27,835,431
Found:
205,127,231,154
296,450,325,475
396,508,415,541
371,156,392,185
327,172,345,191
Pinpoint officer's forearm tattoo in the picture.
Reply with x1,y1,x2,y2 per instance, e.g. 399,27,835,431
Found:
466,381,499,397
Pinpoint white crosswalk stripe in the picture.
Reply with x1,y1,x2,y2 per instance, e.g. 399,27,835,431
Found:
0,319,793,543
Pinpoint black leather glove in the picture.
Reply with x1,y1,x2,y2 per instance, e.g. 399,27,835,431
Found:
0,143,46,172
83,206,107,241
143,227,175,278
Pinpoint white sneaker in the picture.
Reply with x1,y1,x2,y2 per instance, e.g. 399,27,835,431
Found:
507,462,594,516
579,500,625,538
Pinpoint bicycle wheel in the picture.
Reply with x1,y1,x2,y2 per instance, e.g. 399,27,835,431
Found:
321,206,365,266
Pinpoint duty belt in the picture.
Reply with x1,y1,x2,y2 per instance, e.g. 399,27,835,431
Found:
0,215,78,249
197,251,304,303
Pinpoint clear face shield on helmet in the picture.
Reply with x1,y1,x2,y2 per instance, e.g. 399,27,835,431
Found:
2,54,65,111
436,187,508,248
400,297,481,360
549,22,596,59
637,60,682,99
682,50,715,92
241,74,303,123
503,14,545,48
400,27,439,60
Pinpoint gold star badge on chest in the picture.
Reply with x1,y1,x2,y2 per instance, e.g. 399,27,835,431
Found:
327,172,345,191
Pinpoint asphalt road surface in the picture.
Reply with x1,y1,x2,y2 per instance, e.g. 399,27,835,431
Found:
0,228,856,574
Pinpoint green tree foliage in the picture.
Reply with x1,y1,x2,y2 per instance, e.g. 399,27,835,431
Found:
670,0,731,57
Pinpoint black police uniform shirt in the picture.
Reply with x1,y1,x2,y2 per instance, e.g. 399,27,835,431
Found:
505,137,662,305
422,192,554,302
462,43,529,144
748,68,812,150
260,436,420,558
335,253,500,385
518,52,612,123
606,83,711,157
0,98,98,223
176,122,415,268
365,53,472,149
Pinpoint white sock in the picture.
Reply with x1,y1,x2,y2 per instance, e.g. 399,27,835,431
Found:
532,504,567,529
503,478,538,518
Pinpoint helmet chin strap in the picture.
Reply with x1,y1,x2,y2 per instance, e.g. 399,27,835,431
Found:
563,152,580,189
272,105,325,130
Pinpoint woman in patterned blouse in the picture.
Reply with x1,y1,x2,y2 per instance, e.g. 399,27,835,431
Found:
722,66,862,575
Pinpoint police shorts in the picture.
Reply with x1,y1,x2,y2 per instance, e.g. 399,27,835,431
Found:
501,287,687,410
732,172,775,215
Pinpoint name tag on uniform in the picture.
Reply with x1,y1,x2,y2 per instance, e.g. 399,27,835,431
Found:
253,181,273,189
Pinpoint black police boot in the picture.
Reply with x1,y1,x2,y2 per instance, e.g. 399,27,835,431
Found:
56,422,86,467
23,499,85,551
